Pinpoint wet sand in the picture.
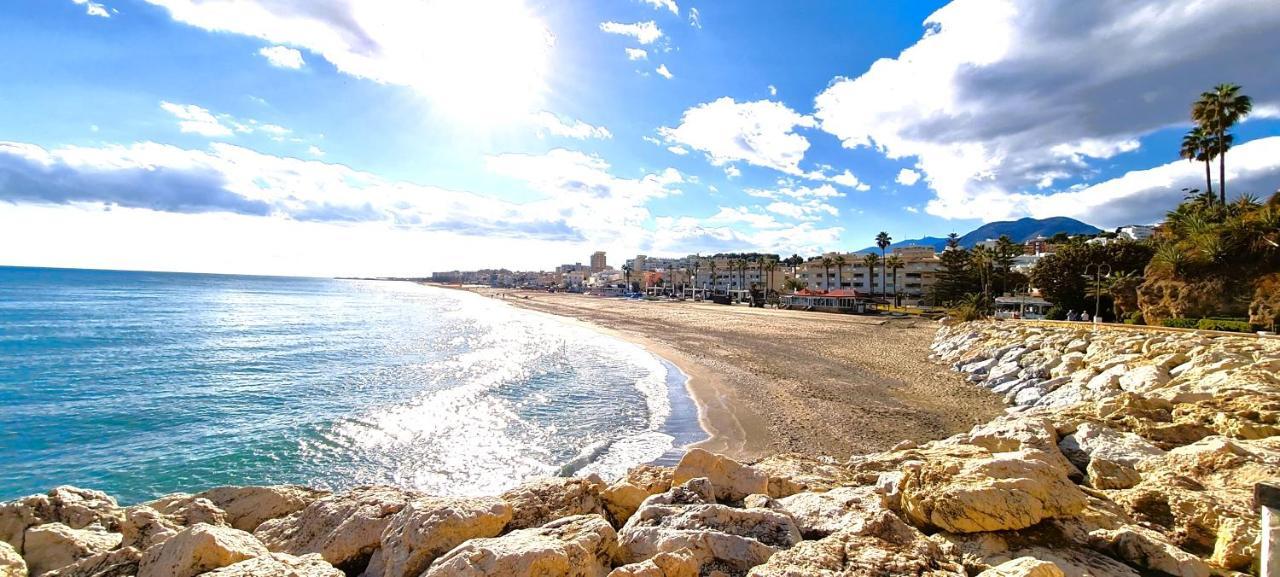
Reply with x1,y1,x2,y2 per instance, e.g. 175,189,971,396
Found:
460,288,1005,462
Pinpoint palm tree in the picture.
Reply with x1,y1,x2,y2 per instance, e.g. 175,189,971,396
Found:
737,259,748,292
970,245,993,300
885,255,904,306
875,232,892,298
832,254,847,289
1192,83,1252,204
762,257,778,297
820,257,834,292
622,263,633,292
707,259,718,294
1180,127,1215,198
861,253,879,298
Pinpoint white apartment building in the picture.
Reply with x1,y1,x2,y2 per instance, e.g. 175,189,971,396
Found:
1118,225,1155,241
793,246,941,304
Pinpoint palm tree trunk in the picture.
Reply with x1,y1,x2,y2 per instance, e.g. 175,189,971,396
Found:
1204,159,1214,197
1218,129,1227,205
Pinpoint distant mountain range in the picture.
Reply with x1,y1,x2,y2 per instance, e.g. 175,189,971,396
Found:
860,217,1103,252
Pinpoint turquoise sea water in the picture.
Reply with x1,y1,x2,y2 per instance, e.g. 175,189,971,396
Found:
0,267,700,503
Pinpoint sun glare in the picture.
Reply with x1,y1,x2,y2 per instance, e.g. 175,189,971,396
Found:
377,0,555,126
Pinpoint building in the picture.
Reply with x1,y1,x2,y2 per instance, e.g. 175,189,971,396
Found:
1023,236,1056,255
590,251,607,272
792,245,941,305
1117,225,1155,241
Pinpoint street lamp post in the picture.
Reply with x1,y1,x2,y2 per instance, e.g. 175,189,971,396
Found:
1084,263,1111,323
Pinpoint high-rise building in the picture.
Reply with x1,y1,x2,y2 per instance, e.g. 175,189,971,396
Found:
590,251,607,272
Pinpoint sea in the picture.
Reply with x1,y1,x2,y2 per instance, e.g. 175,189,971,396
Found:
0,266,702,504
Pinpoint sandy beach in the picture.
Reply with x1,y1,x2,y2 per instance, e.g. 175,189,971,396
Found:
459,287,1006,462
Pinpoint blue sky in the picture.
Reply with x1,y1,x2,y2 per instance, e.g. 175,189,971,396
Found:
2,0,1279,276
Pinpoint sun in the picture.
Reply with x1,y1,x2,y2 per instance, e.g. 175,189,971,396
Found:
375,0,555,126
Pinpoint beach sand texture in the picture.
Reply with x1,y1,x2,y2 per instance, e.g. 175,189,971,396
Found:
469,289,1006,461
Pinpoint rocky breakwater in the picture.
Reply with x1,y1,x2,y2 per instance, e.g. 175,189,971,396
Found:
3,320,1276,577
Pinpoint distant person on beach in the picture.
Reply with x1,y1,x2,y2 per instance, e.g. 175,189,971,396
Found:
1081,311,1091,322
1066,310,1078,321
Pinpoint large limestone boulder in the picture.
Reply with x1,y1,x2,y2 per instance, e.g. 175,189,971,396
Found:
193,486,329,532
137,523,268,577
0,488,122,551
975,557,1064,577
750,454,850,498
43,547,140,577
606,548,698,577
202,552,343,577
501,476,607,531
254,486,419,573
618,489,800,573
21,523,121,576
747,510,963,577
896,448,1087,533
1058,423,1164,490
424,514,618,577
603,466,673,527
119,506,181,550
369,497,512,577
0,540,25,577
671,449,768,503
773,486,886,539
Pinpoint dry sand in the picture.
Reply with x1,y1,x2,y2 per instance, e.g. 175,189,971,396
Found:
461,288,1005,462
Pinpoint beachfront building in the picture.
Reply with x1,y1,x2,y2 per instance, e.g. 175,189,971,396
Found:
780,289,868,313
792,246,940,305
688,257,785,295
590,251,607,272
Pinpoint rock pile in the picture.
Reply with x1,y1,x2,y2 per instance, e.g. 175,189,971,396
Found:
3,321,1274,576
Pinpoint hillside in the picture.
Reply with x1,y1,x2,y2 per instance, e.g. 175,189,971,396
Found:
863,217,1102,252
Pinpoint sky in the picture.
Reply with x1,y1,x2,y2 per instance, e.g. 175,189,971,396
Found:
1,0,1279,277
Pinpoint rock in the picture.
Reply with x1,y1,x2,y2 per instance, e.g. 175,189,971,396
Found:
641,479,716,508
119,506,180,550
254,486,419,573
937,529,1142,577
896,448,1087,533
372,497,512,577
202,553,343,577
43,547,140,577
1085,459,1142,490
0,488,122,551
0,540,25,577
137,523,268,577
194,486,329,533
773,486,886,539
618,500,799,572
671,449,768,503
21,523,121,576
1208,516,1257,571
750,454,850,498
975,557,1064,577
606,548,699,577
424,514,618,577
747,510,963,577
501,476,607,532
1058,423,1164,472
1086,526,1210,577
1117,365,1170,393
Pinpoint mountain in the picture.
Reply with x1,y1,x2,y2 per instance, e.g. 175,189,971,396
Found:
860,217,1103,252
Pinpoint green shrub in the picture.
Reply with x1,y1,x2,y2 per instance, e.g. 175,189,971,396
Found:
1124,311,1145,325
1195,318,1255,333
1045,306,1066,320
1160,318,1199,329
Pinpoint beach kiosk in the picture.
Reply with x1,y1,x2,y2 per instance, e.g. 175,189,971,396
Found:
994,295,1053,319
779,289,867,314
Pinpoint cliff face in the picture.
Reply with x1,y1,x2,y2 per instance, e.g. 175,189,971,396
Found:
2,321,1276,577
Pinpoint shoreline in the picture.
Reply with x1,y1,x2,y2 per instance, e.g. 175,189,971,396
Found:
428,284,1005,461
430,283,770,462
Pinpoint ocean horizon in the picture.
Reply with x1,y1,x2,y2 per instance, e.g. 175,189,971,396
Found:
0,266,701,504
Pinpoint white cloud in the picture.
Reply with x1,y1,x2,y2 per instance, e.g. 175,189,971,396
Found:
625,48,648,60
813,0,1280,222
706,206,784,230
160,101,233,137
768,85,777,97
531,112,612,139
307,145,325,157
723,165,741,179
648,216,842,257
660,97,816,177
72,0,111,18
688,7,701,29
895,168,921,186
143,0,555,121
639,0,678,15
827,169,870,191
904,206,919,213
744,183,844,222
983,136,1280,228
642,135,662,146
257,45,305,69
600,21,663,45
655,64,673,79
667,145,688,155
